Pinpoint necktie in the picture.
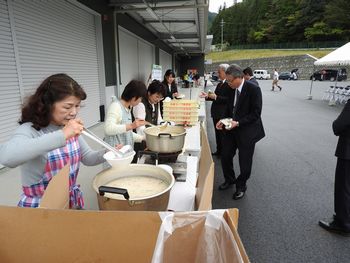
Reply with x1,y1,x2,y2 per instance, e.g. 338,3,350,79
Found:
234,89,240,106
233,89,240,117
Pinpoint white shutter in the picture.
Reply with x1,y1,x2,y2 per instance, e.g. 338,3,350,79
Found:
138,39,154,83
0,0,21,144
118,26,154,93
118,27,139,88
159,49,172,73
12,0,101,127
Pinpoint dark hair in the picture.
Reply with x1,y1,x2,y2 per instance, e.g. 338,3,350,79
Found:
193,73,200,81
163,69,175,80
148,80,166,97
243,67,253,77
121,80,146,101
19,73,86,130
162,69,177,92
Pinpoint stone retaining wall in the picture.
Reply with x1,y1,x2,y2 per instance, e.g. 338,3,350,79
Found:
204,54,336,80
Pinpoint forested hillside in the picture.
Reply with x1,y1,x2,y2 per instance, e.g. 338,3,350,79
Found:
209,0,350,46
207,11,217,32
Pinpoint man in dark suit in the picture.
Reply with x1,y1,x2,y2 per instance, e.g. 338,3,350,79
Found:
216,64,265,199
319,100,350,236
201,64,231,156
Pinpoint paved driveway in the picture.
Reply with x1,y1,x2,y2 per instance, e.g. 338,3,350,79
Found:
206,79,350,263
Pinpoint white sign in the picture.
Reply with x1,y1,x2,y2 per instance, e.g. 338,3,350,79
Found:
151,64,162,81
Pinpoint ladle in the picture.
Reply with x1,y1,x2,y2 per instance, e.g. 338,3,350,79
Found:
82,128,123,158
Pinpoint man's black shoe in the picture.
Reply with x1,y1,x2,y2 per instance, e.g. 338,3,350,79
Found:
218,181,234,190
319,220,350,236
232,189,246,200
212,151,221,156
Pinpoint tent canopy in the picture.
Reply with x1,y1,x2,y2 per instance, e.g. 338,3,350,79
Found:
314,42,350,67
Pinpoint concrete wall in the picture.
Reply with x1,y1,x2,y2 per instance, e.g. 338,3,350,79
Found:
205,54,320,80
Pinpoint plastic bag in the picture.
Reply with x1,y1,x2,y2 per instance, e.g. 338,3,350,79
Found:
151,210,244,263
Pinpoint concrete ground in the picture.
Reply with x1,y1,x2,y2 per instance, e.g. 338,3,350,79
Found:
205,79,350,263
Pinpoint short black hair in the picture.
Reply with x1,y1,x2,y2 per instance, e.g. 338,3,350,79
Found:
121,80,146,101
148,80,166,97
243,67,253,77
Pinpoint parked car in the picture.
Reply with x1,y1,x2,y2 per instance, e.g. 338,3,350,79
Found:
253,70,271,80
279,72,293,80
310,68,347,81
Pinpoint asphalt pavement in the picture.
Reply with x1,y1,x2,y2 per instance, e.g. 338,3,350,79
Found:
205,79,350,263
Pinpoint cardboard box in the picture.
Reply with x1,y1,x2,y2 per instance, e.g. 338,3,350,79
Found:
0,207,249,262
196,123,215,210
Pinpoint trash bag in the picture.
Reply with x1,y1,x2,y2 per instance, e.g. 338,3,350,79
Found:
151,210,244,263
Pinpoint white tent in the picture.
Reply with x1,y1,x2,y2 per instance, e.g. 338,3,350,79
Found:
314,42,350,66
308,42,350,100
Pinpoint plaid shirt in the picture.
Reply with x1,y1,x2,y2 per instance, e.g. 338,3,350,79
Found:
18,136,83,209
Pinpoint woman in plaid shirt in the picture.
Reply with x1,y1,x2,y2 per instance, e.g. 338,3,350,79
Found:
0,74,106,209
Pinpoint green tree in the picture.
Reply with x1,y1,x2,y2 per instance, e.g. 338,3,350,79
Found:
208,0,347,46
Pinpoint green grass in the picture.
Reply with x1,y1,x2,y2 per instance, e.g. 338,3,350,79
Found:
205,49,334,62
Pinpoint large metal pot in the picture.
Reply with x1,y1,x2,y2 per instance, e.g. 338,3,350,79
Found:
92,164,175,211
144,125,186,153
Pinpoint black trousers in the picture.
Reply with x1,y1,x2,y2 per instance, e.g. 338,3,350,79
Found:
213,117,223,154
221,131,256,189
334,158,350,229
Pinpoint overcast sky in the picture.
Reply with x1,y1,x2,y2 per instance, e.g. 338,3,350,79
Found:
209,0,241,13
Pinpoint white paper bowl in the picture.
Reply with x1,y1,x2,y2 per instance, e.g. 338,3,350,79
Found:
103,150,135,167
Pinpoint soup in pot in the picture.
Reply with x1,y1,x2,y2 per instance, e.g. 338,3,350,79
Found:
105,176,169,199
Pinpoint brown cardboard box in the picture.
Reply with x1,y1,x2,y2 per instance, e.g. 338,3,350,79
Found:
196,124,215,210
0,207,249,262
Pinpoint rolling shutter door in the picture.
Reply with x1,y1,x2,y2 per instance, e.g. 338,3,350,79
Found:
0,0,21,144
159,49,172,73
138,39,154,83
118,27,139,88
118,26,154,92
12,0,101,127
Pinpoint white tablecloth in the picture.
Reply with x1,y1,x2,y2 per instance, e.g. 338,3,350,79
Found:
167,156,198,211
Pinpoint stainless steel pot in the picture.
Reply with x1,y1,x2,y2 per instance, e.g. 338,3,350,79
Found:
144,125,186,153
92,164,175,211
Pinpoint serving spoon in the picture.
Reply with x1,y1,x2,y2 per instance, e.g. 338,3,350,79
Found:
82,128,123,158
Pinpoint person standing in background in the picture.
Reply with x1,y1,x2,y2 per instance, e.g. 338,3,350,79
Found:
216,64,265,198
133,80,166,136
319,100,350,236
200,64,231,157
104,80,147,150
271,68,282,91
243,67,258,86
204,72,210,88
162,69,178,99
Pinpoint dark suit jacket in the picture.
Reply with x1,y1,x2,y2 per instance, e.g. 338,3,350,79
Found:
248,77,259,86
206,81,232,119
224,79,265,145
333,100,350,160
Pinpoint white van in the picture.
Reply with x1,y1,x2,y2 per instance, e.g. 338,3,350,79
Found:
253,70,271,80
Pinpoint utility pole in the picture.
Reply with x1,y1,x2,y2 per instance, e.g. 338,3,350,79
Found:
220,19,225,51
